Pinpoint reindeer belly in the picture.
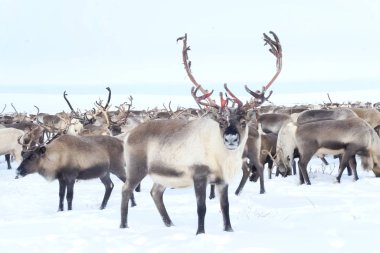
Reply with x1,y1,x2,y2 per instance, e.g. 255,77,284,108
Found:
315,147,345,156
148,163,193,188
77,164,108,180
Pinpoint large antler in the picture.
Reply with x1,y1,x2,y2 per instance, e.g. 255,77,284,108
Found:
95,87,112,110
177,34,217,107
63,91,80,118
245,31,282,106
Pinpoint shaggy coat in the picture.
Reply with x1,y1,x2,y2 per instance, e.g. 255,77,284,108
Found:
120,111,250,234
0,127,25,164
16,134,132,210
276,118,380,184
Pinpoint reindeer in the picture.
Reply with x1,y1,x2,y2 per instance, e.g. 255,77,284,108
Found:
207,32,283,198
276,117,380,185
239,131,278,182
350,107,380,136
0,128,25,167
16,134,137,210
120,32,280,234
120,87,252,234
2,121,43,169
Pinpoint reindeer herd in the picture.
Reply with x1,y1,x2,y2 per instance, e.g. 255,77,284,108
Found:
1,31,380,235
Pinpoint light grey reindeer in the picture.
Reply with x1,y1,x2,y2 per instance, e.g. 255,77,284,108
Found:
276,117,380,185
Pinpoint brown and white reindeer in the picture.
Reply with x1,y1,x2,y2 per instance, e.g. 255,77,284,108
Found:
16,134,137,211
120,33,260,235
276,115,380,185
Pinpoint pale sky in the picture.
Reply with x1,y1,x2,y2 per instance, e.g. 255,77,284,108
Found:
1,0,379,96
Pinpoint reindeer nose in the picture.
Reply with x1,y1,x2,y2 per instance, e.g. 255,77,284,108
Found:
224,133,240,150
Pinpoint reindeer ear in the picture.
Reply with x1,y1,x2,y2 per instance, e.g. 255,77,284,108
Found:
38,146,46,155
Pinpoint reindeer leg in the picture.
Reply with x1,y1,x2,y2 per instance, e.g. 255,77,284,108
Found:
66,178,75,211
346,164,353,176
115,174,137,207
336,152,353,183
120,172,145,228
298,154,313,185
209,184,216,199
267,159,273,179
250,159,265,194
217,182,233,232
348,155,358,181
58,177,66,211
235,163,250,196
150,183,174,227
120,183,133,228
193,172,208,235
99,173,114,210
5,154,11,170
298,167,305,184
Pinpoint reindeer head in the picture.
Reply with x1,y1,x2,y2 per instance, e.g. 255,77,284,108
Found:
191,84,250,150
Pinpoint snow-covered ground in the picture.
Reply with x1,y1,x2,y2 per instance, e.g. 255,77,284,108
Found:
1,156,380,253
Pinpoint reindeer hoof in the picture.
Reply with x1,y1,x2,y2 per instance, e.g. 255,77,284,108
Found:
224,226,234,232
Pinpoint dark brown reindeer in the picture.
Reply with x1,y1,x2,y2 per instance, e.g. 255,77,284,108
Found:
120,33,255,235
231,31,283,195
276,117,380,185
210,31,283,197
16,134,136,211
235,131,278,195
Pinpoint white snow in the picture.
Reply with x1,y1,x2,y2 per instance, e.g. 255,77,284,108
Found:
1,156,380,253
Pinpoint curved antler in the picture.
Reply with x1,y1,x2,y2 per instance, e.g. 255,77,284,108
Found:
63,91,79,117
245,31,282,107
263,31,282,91
95,87,112,110
0,104,6,114
177,34,217,107
223,83,243,108
191,86,215,108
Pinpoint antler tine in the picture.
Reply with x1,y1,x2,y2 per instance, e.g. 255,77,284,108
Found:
262,31,282,91
0,104,6,114
34,105,40,116
104,87,111,109
191,86,216,108
11,103,18,115
95,87,112,110
178,33,217,107
223,83,243,108
63,90,80,117
219,92,228,110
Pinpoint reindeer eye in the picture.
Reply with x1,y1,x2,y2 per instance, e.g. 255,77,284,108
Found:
219,119,228,129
